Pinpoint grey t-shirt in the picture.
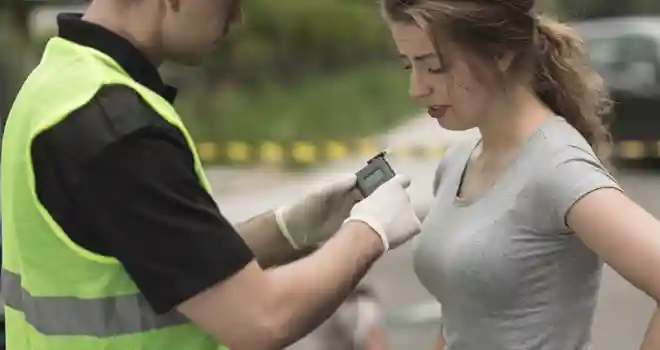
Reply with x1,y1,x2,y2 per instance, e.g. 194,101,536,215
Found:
414,116,621,350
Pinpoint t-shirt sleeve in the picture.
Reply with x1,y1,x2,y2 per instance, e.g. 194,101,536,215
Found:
539,146,622,231
75,126,255,314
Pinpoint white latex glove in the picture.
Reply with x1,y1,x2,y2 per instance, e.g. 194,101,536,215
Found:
275,173,360,249
344,174,421,251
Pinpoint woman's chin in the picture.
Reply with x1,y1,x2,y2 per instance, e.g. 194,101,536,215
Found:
434,118,468,131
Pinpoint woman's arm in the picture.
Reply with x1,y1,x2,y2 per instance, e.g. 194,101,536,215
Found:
567,188,660,349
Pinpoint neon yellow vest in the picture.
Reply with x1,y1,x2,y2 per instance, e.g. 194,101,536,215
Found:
1,37,227,350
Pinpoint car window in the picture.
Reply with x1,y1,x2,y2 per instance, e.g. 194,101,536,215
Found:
584,37,624,80
585,37,622,67
618,35,660,64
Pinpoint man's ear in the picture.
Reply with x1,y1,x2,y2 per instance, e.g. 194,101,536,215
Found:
164,0,181,12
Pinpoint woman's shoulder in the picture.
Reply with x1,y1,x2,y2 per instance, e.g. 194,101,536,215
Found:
534,116,605,167
519,117,620,232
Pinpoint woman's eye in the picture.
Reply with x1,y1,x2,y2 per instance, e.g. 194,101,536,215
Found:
403,64,412,71
429,67,447,74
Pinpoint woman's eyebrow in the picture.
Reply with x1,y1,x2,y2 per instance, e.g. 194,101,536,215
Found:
398,52,437,61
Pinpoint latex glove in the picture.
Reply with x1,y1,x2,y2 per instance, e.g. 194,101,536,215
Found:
275,173,360,249
344,174,421,251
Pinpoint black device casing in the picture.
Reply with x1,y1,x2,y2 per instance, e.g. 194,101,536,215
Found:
355,152,396,198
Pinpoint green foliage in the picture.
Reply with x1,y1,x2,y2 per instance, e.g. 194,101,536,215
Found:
196,0,396,88
0,10,33,113
176,62,418,146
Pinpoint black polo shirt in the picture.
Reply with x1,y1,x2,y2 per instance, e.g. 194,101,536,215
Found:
31,13,254,314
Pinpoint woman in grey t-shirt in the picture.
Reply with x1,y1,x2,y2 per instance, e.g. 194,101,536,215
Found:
380,0,660,349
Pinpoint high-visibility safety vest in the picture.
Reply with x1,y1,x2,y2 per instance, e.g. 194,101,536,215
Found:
1,37,227,350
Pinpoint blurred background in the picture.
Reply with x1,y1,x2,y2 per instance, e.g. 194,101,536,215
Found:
2,0,660,349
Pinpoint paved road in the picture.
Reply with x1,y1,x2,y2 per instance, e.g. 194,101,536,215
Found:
207,117,658,349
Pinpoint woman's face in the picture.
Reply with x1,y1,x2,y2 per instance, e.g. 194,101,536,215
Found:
390,23,498,131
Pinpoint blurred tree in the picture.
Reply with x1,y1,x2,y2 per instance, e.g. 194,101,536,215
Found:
0,2,34,123
2,0,31,40
197,0,397,89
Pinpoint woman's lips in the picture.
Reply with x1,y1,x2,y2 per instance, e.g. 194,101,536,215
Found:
428,105,449,119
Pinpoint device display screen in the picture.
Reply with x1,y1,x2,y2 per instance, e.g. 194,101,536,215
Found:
363,168,386,189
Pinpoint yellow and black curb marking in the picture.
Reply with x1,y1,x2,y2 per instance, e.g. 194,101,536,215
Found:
613,140,658,160
196,139,448,164
195,139,660,164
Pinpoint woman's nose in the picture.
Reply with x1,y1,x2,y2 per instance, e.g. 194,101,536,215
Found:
409,71,433,100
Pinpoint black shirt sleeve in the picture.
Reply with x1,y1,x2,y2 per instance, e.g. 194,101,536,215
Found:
32,85,255,314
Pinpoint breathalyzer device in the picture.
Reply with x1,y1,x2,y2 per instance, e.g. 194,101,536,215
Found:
355,151,396,198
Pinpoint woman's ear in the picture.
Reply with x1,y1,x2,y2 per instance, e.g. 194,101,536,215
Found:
496,51,516,73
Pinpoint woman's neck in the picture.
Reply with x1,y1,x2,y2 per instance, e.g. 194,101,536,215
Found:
477,87,554,157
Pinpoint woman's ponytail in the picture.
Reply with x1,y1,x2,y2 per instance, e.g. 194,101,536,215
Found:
532,14,614,166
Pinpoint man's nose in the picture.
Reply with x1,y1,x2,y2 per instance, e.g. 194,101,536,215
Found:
409,70,433,100
232,6,244,25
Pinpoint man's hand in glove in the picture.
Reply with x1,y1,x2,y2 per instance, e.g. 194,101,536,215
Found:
344,174,422,251
275,174,361,249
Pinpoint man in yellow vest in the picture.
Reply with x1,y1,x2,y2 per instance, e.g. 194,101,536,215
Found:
1,1,422,350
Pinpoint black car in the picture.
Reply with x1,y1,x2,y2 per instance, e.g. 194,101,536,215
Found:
574,16,660,160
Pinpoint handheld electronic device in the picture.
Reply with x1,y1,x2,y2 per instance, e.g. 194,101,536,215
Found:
355,151,396,198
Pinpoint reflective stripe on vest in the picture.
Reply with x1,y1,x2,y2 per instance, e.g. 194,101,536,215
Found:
2,269,190,337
